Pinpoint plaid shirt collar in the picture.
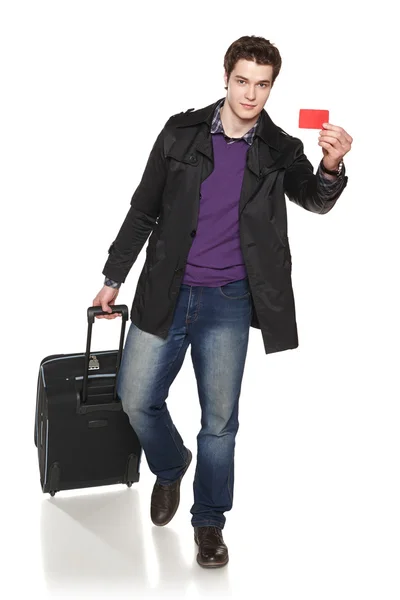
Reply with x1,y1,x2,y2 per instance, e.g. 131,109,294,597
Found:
210,97,259,145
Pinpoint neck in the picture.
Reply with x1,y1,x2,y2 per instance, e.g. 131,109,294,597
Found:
220,99,259,139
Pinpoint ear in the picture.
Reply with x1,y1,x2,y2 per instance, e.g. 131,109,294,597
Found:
223,71,228,87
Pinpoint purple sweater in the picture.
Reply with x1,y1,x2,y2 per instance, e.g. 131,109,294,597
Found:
182,132,248,286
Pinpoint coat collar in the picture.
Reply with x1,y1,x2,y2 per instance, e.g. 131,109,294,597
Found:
174,97,293,177
175,96,286,151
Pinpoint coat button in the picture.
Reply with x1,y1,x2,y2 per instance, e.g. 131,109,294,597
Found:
190,230,196,237
189,154,197,163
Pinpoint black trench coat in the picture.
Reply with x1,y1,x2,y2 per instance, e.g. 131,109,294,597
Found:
103,97,348,354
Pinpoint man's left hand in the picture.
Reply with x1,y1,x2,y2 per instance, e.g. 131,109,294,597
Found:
318,123,353,170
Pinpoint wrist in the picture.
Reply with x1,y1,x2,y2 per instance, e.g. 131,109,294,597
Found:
104,277,121,289
322,160,340,171
320,158,343,177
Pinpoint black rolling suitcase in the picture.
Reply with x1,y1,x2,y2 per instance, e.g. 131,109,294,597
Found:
34,304,142,497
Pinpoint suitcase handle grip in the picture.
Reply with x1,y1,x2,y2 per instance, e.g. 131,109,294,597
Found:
81,304,129,405
87,304,129,324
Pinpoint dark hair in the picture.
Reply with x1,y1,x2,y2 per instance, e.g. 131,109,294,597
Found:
223,35,282,90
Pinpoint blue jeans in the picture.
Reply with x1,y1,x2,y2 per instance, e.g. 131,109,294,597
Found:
116,277,252,529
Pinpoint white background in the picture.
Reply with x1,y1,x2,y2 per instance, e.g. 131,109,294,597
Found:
1,1,399,598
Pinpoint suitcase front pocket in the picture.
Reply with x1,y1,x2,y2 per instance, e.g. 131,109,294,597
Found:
74,374,123,413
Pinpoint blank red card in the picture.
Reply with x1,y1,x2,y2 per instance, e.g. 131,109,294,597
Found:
299,109,329,129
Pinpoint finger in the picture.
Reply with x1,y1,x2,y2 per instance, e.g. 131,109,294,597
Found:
322,123,352,144
318,140,341,155
322,123,342,132
320,129,345,143
320,133,350,149
320,136,351,154
319,134,343,145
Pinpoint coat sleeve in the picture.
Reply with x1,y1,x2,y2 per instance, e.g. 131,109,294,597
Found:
283,138,348,215
102,125,168,283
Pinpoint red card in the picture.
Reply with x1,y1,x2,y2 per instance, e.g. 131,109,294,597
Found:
299,109,329,129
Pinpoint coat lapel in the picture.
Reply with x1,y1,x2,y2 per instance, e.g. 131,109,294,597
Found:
174,96,293,178
172,98,295,215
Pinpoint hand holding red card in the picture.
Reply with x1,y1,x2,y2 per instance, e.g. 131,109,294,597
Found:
298,108,353,170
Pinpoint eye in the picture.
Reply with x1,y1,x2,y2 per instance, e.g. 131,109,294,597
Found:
237,79,268,88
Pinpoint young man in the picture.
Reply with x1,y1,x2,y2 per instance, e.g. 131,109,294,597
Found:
93,35,353,568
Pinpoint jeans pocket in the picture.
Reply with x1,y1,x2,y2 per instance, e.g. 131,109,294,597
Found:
219,278,250,300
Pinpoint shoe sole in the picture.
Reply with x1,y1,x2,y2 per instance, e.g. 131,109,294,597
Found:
151,448,192,527
196,554,229,568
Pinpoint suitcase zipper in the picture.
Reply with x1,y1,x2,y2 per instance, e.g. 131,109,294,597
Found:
44,418,49,487
40,352,118,388
40,350,117,367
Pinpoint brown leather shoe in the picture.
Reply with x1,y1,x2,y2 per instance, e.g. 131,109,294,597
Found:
194,526,229,568
150,448,192,526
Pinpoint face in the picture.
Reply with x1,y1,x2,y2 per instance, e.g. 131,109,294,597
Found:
224,59,273,120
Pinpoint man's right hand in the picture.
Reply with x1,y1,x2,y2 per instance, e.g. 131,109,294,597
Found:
92,285,121,319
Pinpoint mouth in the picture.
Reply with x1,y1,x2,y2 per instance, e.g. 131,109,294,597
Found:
241,103,256,109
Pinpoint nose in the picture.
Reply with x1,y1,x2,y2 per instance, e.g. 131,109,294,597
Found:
245,88,256,101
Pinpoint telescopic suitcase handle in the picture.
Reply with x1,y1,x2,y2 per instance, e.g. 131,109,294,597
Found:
81,305,129,405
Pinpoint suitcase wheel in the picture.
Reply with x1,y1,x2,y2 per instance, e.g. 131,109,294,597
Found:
47,481,134,496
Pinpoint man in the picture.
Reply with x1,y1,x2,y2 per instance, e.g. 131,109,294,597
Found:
92,35,353,568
